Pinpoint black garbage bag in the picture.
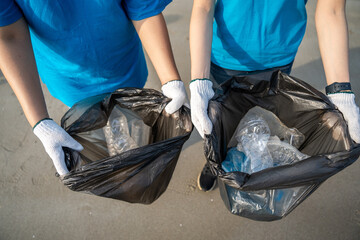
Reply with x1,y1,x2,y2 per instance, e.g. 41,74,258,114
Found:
60,88,192,204
204,71,360,221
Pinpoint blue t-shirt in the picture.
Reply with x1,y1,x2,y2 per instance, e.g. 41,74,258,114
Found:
0,0,171,106
212,0,307,71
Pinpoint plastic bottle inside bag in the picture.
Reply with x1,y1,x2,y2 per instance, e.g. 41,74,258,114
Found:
104,106,138,156
267,136,309,166
223,106,307,174
244,106,305,148
235,117,273,173
221,106,310,216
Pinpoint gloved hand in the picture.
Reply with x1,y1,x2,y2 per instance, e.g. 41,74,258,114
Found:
189,79,215,138
327,93,360,143
33,119,83,176
161,80,190,114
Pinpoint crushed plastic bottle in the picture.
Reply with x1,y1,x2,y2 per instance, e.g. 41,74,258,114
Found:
222,107,309,173
267,136,309,167
221,107,310,217
223,138,309,174
103,106,138,156
224,106,307,173
241,106,305,148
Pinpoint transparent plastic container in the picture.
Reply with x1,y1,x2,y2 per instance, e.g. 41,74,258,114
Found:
235,117,273,173
267,136,309,166
104,106,138,156
221,106,310,219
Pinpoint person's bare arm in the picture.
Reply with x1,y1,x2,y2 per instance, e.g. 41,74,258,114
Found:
0,17,48,127
132,13,189,114
190,0,215,80
316,0,360,143
0,18,82,175
188,0,216,138
132,13,180,85
315,0,349,85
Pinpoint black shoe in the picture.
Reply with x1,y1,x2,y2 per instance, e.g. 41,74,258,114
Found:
197,162,217,192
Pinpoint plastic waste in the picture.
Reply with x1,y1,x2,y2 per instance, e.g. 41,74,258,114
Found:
241,106,306,148
230,106,306,149
223,138,309,173
206,71,360,221
61,88,192,204
221,148,248,172
225,184,307,219
222,129,310,218
228,106,307,173
222,105,311,219
104,105,138,156
235,117,272,173
267,136,309,166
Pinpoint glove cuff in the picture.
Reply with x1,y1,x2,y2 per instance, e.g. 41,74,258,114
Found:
32,118,52,130
33,119,58,139
327,92,356,106
189,79,214,98
161,80,184,91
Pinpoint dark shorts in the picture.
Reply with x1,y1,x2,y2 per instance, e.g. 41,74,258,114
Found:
210,61,293,91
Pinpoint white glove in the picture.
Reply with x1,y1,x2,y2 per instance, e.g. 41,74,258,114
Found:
327,93,360,143
189,79,215,138
161,80,190,114
33,119,83,176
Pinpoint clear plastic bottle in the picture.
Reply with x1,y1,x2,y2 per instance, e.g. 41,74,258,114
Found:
266,136,309,166
241,106,305,148
104,106,138,156
224,106,310,215
236,118,273,173
226,106,307,173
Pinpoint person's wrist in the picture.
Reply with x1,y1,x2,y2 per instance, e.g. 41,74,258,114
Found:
327,90,353,95
190,78,211,84
161,80,186,94
161,79,182,86
32,117,53,130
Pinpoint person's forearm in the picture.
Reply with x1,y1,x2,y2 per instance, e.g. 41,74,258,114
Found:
315,0,349,85
0,18,48,127
190,0,215,80
132,13,180,85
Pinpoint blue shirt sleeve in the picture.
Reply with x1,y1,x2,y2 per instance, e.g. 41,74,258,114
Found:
123,0,172,21
0,0,23,27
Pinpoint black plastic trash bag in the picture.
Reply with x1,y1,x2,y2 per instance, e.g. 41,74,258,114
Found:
60,88,192,204
204,71,360,221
